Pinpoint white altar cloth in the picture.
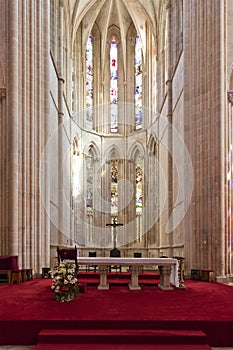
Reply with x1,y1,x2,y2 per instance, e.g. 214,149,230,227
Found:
77,257,179,290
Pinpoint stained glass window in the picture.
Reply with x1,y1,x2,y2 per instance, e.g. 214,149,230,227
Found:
136,164,143,213
135,158,143,242
111,160,118,215
135,35,143,130
86,35,93,129
110,36,118,132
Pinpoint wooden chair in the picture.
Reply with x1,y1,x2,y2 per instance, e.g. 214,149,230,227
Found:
134,251,143,272
109,248,121,273
86,251,98,272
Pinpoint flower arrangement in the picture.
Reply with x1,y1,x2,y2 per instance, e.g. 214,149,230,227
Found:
51,262,79,302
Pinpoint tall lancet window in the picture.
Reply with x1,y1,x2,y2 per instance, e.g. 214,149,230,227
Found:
72,138,80,199
135,35,143,130
111,160,118,215
86,147,94,241
86,35,93,129
136,158,143,241
110,36,118,132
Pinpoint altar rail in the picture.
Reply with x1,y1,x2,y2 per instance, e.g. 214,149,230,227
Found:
77,257,179,291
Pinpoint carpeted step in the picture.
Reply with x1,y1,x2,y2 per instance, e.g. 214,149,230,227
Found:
37,329,208,345
34,343,211,350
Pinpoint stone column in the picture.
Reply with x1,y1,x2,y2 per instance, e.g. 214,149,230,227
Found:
159,265,173,290
226,91,233,276
98,265,109,290
41,0,51,271
183,0,224,278
58,0,65,243
165,0,173,254
7,0,19,255
0,88,7,253
129,265,141,290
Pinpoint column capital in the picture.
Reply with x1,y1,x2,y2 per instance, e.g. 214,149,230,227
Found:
165,0,174,10
0,88,6,100
227,90,233,106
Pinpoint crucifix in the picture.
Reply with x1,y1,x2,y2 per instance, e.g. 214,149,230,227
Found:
106,217,123,249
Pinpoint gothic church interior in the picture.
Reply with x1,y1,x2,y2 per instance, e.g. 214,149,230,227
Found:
0,0,232,284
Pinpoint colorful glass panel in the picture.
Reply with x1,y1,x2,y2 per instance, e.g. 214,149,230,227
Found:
136,165,143,213
111,160,118,214
110,37,118,132
135,35,143,130
86,35,93,129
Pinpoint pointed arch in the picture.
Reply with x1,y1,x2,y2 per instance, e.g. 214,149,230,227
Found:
83,141,100,160
148,134,157,155
107,145,121,161
128,141,145,161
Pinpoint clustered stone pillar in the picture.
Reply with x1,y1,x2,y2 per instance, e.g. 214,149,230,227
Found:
165,0,173,253
183,0,224,277
58,0,65,244
7,0,19,256
0,88,7,253
3,1,51,274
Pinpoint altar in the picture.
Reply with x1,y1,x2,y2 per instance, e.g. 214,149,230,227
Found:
77,257,179,290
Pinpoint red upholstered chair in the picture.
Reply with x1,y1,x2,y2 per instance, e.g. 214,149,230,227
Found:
0,256,19,284
0,256,31,284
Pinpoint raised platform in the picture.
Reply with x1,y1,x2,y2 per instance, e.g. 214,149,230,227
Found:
0,277,232,348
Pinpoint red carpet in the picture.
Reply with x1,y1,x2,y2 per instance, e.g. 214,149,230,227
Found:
0,275,232,348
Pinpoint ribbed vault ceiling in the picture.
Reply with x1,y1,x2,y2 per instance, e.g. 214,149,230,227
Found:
66,0,164,53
